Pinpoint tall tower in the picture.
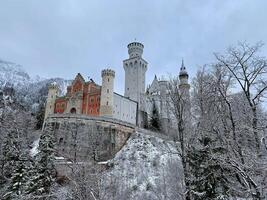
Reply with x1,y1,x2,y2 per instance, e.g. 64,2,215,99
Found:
100,69,115,117
123,42,148,126
179,59,190,97
179,59,191,124
123,42,147,106
44,83,59,119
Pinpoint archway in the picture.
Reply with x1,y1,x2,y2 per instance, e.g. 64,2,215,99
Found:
70,107,76,114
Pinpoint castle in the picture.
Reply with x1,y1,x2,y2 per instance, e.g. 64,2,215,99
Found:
44,41,190,130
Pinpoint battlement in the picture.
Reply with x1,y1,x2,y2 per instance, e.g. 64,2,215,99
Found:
48,82,59,90
101,69,115,77
127,42,144,58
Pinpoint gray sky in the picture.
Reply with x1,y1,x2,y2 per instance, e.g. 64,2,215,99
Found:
0,0,267,94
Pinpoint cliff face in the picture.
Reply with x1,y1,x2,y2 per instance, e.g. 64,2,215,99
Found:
100,131,185,200
44,115,135,162
44,115,185,200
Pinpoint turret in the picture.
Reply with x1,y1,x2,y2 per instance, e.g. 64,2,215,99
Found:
100,69,115,117
123,42,147,105
44,82,59,119
123,41,148,127
179,59,190,100
179,59,189,85
127,42,144,58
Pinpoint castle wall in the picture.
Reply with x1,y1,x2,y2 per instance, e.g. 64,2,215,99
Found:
113,93,137,125
43,114,135,162
55,98,67,114
100,69,115,117
82,93,101,116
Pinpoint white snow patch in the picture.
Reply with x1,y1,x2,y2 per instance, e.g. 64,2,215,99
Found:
98,160,110,165
30,138,40,157
55,156,65,160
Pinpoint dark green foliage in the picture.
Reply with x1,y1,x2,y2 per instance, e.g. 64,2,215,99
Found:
188,136,230,200
26,129,56,196
2,131,20,179
3,156,28,199
149,100,161,131
35,102,45,130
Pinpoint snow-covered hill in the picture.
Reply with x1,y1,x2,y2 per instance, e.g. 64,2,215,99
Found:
100,132,185,200
0,59,31,88
0,59,71,111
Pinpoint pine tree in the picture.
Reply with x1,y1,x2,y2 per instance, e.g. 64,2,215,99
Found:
3,155,28,200
26,128,56,197
35,102,45,130
149,100,161,131
2,131,20,179
188,136,230,200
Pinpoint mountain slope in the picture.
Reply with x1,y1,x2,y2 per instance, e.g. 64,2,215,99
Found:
0,59,71,112
0,59,31,88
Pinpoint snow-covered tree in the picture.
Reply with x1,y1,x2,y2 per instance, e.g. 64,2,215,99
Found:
188,136,230,200
215,42,267,153
3,154,29,200
149,100,161,131
26,126,56,197
35,102,45,130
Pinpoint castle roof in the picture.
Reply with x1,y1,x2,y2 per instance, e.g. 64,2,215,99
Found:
179,59,188,77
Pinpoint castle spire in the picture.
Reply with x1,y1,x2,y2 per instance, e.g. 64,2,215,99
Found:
179,59,188,77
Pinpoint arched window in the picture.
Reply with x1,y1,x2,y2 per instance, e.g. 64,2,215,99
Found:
70,107,76,114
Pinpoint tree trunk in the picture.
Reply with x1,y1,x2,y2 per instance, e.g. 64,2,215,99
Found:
252,106,260,154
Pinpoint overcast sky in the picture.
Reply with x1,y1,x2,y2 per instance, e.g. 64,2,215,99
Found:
0,0,267,93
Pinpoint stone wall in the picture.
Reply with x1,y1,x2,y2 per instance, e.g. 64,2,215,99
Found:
43,114,135,162
113,92,137,125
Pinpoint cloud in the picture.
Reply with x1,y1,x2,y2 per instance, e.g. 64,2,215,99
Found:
0,0,266,94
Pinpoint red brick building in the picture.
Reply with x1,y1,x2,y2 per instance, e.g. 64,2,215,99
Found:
54,73,101,116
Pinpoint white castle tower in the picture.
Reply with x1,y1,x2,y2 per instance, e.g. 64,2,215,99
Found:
179,59,190,97
123,42,148,126
178,60,191,125
100,69,115,117
44,83,59,119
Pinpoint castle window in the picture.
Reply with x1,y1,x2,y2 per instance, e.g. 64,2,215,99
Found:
59,137,63,144
127,88,129,91
107,89,109,93
108,78,109,82
91,98,94,103
106,101,109,105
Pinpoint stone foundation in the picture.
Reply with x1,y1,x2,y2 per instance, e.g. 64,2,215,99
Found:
43,114,135,162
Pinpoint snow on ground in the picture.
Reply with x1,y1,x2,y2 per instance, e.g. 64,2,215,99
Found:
100,131,185,200
30,138,40,157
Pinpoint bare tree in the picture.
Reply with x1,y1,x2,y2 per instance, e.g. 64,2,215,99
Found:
167,77,192,199
215,42,267,153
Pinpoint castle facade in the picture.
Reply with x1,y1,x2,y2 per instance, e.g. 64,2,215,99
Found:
44,42,190,128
